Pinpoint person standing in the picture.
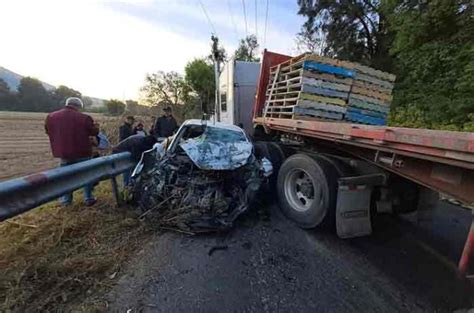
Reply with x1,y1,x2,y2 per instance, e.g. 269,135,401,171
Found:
153,106,178,138
45,97,99,206
119,115,136,186
149,116,156,136
119,116,135,141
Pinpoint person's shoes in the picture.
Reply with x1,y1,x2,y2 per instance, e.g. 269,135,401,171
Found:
85,198,97,206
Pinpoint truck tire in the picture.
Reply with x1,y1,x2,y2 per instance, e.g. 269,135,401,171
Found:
277,154,339,229
266,142,285,175
254,141,285,189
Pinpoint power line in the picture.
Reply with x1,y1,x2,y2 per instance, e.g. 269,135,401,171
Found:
242,0,248,37
264,0,269,47
227,0,239,42
254,0,258,41
198,0,216,34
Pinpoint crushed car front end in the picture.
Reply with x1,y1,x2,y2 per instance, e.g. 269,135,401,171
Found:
131,120,272,232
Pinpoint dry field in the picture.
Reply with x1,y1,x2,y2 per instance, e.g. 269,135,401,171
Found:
0,111,154,181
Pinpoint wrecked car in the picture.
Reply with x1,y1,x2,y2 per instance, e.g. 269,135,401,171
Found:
130,119,272,232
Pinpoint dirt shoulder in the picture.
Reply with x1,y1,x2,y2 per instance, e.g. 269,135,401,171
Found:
0,183,153,311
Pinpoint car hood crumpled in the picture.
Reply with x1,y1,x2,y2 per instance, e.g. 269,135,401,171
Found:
179,130,252,170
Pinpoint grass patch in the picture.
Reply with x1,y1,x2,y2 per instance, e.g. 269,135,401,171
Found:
0,182,152,311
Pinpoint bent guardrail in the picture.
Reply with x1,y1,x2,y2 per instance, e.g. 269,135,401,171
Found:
0,152,134,221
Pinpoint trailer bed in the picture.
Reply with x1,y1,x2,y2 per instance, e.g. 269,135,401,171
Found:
255,117,474,169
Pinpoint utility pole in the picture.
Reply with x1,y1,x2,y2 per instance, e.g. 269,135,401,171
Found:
211,35,224,122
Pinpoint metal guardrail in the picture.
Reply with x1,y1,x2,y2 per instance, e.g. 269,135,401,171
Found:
0,152,134,221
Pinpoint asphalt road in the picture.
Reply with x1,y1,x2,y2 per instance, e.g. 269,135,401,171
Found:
106,204,474,312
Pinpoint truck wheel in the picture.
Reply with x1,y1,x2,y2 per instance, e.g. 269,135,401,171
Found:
277,154,338,229
266,143,285,175
254,141,285,188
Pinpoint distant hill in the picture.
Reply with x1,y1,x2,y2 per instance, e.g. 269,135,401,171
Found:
0,66,106,107
0,66,55,91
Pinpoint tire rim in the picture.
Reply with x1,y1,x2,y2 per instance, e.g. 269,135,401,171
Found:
284,168,321,212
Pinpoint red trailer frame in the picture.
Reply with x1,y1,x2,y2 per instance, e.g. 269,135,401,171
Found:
253,51,474,275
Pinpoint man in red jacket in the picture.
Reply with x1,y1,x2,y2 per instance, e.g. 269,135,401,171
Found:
45,97,99,206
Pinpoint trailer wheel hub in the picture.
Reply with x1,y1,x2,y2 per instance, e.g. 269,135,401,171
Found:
284,168,319,212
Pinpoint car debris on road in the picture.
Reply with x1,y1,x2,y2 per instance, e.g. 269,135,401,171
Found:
130,120,272,233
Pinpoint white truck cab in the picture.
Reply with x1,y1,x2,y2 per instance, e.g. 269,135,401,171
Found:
218,57,260,134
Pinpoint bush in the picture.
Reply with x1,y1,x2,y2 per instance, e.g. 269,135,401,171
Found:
104,99,125,116
84,106,107,114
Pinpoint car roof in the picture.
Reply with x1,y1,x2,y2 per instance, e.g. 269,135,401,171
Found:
182,119,245,133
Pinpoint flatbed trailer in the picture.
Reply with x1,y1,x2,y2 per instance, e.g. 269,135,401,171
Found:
254,116,474,205
252,51,474,274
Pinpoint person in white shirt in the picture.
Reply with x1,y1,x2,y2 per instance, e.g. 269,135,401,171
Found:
134,122,147,137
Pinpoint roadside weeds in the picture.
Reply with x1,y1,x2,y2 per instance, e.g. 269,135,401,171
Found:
0,183,152,312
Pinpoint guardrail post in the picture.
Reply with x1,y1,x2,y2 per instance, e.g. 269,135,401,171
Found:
110,176,121,206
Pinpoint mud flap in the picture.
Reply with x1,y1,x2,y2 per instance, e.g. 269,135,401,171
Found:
336,174,386,239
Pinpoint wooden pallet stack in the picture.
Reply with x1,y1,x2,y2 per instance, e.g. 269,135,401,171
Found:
347,64,395,125
264,54,395,125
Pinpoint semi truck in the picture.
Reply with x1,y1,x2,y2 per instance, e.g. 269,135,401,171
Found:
218,50,474,274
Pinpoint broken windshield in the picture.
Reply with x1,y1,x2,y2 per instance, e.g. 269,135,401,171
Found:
200,126,247,143
179,126,251,170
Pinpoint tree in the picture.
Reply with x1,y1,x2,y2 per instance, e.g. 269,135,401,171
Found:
181,95,202,120
51,85,82,110
104,99,125,116
17,77,52,112
184,58,215,115
140,71,192,120
295,15,326,54
297,0,392,70
125,99,150,115
387,0,474,130
140,71,189,106
0,78,18,111
234,35,260,62
0,78,10,95
125,99,139,113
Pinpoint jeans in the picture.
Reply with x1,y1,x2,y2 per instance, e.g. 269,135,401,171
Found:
60,158,95,205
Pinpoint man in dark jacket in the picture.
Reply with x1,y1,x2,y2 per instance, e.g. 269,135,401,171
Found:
114,134,157,162
119,116,135,141
153,106,178,138
114,134,157,186
45,97,99,206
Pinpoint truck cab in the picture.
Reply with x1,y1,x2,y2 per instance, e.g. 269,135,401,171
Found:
218,57,260,134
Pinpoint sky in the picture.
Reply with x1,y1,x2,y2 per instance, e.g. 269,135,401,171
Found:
0,0,305,100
